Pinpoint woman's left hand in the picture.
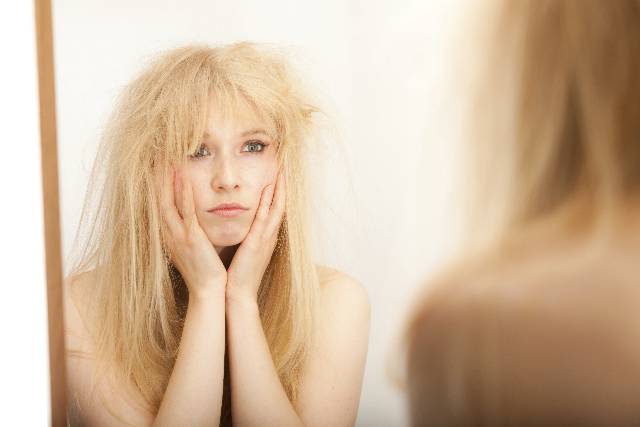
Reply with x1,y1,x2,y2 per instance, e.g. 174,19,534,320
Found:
226,172,286,305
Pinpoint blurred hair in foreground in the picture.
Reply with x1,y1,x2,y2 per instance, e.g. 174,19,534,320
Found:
403,0,640,425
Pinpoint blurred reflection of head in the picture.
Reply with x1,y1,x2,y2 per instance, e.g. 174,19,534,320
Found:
404,1,640,425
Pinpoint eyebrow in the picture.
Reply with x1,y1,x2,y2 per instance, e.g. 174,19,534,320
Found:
202,128,274,140
240,128,273,139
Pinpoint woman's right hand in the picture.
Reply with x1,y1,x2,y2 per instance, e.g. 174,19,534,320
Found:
156,166,226,300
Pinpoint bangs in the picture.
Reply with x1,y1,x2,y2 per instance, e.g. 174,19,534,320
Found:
147,43,312,171
182,75,292,163
208,79,281,143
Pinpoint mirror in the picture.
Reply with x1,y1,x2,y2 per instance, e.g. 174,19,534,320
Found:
53,1,470,425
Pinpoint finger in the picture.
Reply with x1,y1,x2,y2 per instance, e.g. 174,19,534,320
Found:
245,183,274,241
257,183,275,223
154,169,181,260
156,168,182,232
175,169,185,220
265,172,286,235
182,177,196,224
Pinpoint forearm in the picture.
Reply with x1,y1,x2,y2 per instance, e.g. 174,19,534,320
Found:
226,297,304,427
153,289,226,427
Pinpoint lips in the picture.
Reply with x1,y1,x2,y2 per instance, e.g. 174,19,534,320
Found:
207,203,249,218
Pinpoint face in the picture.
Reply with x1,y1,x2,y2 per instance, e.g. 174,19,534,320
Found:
178,96,279,250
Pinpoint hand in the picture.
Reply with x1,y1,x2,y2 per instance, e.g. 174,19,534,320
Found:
156,166,226,300
226,172,286,304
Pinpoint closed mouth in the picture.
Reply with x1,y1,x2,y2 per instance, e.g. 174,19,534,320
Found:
208,203,249,217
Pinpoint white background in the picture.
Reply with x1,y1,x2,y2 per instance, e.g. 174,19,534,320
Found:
53,1,472,425
0,2,51,425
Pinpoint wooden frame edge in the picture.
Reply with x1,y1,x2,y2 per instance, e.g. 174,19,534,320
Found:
34,0,67,425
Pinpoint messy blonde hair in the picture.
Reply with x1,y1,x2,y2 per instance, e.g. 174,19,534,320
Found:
67,42,320,425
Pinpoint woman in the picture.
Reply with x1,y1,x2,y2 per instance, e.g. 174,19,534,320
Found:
404,0,640,425
64,42,370,426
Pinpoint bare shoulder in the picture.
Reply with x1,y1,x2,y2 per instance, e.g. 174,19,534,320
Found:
409,242,640,339
63,270,97,352
63,271,155,426
315,265,370,315
406,248,640,426
312,266,371,353
294,267,370,425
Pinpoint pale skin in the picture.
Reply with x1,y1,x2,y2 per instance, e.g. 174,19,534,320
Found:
64,97,370,426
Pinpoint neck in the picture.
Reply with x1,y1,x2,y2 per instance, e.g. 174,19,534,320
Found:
216,244,239,268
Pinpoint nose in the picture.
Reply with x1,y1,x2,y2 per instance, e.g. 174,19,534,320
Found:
210,155,240,192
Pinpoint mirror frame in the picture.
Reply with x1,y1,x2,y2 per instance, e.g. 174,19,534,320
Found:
34,0,67,425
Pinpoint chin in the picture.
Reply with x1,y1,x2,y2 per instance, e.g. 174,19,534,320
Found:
207,225,249,248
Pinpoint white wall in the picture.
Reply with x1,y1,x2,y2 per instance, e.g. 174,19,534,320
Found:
0,2,52,425
53,1,471,425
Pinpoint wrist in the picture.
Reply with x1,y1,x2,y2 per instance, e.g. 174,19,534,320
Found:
190,283,226,305
225,286,258,312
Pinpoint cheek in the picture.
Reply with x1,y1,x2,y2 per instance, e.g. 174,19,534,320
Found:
179,166,209,210
246,159,278,196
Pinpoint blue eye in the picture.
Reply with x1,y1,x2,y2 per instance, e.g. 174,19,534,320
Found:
189,144,210,159
243,140,267,153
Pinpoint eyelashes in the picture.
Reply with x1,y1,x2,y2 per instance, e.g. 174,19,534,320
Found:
242,140,268,153
188,140,270,160
189,144,211,159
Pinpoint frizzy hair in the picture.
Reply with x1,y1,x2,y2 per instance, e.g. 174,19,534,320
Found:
67,42,320,425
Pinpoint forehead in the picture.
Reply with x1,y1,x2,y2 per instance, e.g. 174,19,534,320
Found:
204,95,276,139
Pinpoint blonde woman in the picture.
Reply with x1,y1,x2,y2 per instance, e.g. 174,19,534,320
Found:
405,0,640,425
63,42,370,426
